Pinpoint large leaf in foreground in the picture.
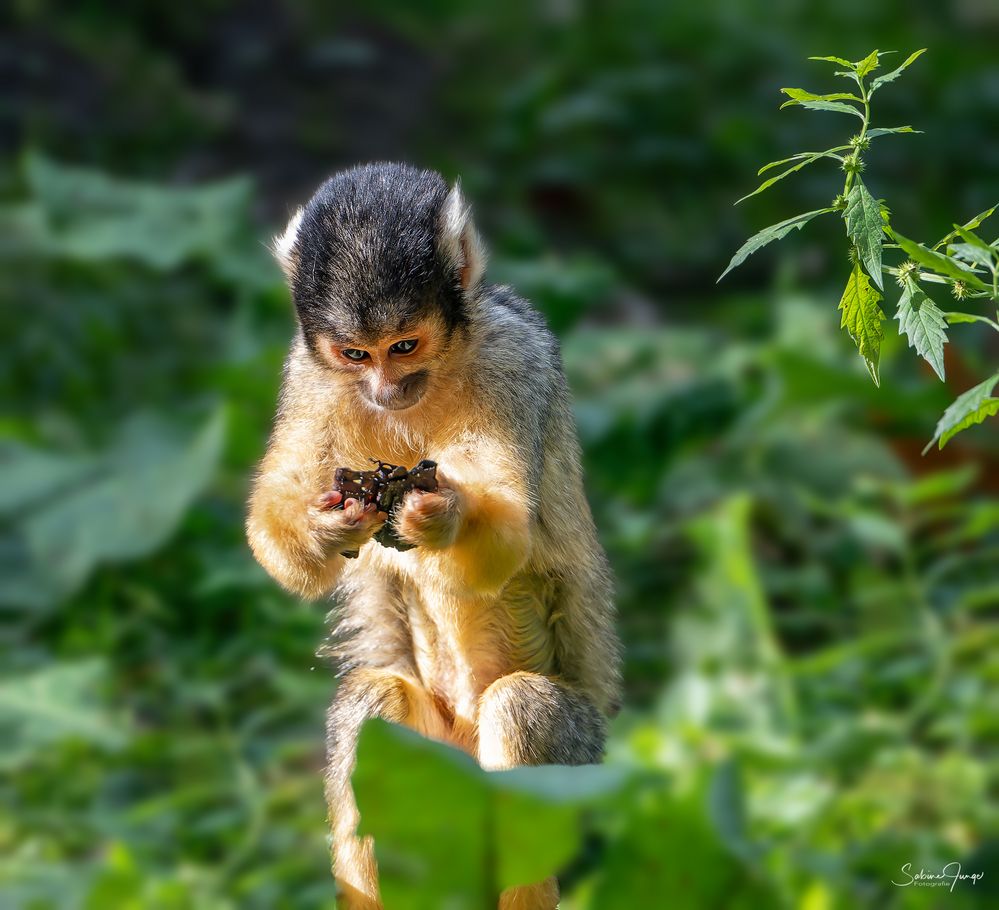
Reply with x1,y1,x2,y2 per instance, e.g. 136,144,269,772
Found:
718,208,835,282
838,262,885,385
354,719,624,909
846,178,885,289
925,373,999,452
895,279,948,381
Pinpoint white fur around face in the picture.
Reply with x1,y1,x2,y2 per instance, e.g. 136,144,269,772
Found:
272,206,304,278
440,183,486,292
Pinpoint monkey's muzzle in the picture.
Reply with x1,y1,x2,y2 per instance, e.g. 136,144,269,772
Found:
368,370,429,411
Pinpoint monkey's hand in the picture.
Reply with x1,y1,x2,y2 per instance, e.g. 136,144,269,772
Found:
394,478,461,551
314,492,388,556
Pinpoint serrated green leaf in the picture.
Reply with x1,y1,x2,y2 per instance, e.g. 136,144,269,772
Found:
737,154,836,203
808,55,856,68
865,126,921,139
895,279,948,380
838,262,885,385
948,241,994,270
717,208,835,282
869,49,927,94
779,88,862,108
845,179,885,289
891,229,990,290
933,205,998,250
787,99,865,119
854,50,881,78
925,372,999,451
945,311,997,328
757,148,848,176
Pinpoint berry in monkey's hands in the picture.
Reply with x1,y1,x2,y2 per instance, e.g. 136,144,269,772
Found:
328,460,438,556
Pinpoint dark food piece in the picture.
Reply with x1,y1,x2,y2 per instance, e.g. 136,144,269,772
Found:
330,459,438,557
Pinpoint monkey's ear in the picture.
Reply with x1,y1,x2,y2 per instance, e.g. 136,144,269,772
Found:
271,207,304,280
439,182,486,293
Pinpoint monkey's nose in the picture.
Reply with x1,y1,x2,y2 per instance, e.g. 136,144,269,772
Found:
371,370,429,410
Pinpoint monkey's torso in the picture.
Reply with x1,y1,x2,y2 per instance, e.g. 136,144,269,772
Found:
323,287,617,749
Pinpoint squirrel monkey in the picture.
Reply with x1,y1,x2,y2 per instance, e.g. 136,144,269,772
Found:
246,163,620,910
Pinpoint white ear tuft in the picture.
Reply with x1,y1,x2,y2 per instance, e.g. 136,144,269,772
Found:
272,207,304,279
439,183,486,292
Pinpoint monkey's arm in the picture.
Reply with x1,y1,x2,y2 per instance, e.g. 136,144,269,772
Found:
246,431,385,600
395,436,532,595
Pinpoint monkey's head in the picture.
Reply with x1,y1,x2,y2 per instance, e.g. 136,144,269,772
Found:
273,162,485,412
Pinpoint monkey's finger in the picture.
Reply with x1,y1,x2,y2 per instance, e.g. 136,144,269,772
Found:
319,490,344,510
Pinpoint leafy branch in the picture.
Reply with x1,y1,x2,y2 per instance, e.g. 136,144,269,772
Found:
720,49,999,450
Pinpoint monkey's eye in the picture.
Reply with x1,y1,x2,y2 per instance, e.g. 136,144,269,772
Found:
389,339,419,355
341,348,370,362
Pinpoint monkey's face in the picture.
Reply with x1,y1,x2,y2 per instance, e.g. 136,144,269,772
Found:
313,316,453,412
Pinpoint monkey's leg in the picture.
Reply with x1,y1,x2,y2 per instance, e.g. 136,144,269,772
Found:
326,668,442,910
477,671,607,910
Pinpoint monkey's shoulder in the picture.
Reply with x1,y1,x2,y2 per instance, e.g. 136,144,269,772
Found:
473,285,564,382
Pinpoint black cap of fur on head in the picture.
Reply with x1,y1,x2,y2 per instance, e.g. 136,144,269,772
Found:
273,162,485,347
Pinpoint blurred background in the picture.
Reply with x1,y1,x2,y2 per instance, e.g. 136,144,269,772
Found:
2,1,998,907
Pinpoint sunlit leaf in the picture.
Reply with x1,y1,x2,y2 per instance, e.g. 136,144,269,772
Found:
785,99,865,119
838,262,885,385
891,229,990,290
845,178,885,289
808,55,856,68
779,88,862,108
925,372,999,451
854,50,882,78
895,279,948,381
869,49,927,94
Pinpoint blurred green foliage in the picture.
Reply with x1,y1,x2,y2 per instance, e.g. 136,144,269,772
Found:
2,2,998,908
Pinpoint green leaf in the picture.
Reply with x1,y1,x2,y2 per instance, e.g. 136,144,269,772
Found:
895,279,948,381
865,126,921,140
891,229,990,290
0,660,128,770
933,205,998,250
353,719,624,907
869,49,927,94
737,154,835,204
757,148,848,176
779,88,862,108
945,311,998,328
1,408,226,609
948,241,994,271
786,99,865,119
925,373,999,451
838,262,885,385
854,50,882,78
845,179,885,289
718,208,835,282
808,55,856,68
